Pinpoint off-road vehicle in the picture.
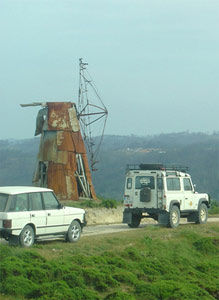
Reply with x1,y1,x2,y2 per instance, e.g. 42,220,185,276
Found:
123,164,210,228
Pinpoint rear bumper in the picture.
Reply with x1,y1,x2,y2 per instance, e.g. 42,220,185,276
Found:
0,228,12,238
123,207,169,225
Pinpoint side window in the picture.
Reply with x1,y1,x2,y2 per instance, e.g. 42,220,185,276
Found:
29,193,43,210
43,192,59,209
126,178,132,189
166,178,181,191
183,178,192,191
9,193,28,211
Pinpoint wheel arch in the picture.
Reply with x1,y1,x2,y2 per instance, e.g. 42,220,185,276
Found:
72,218,82,226
198,198,209,209
169,200,180,211
24,223,36,234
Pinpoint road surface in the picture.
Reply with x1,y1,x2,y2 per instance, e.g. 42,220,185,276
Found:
82,217,219,237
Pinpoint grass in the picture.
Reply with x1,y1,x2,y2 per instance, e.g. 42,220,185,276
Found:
0,222,219,300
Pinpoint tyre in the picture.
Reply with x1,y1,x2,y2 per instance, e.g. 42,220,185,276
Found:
128,215,141,228
66,220,81,242
168,206,180,228
19,225,35,247
196,203,208,224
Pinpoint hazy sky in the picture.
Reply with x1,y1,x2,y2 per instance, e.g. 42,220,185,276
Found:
0,0,218,140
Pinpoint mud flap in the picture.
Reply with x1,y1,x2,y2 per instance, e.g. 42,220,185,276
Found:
123,211,132,224
187,213,197,222
158,212,169,225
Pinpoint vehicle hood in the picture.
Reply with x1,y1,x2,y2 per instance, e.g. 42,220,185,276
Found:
64,206,85,214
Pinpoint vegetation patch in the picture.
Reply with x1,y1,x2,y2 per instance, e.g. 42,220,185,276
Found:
0,223,219,300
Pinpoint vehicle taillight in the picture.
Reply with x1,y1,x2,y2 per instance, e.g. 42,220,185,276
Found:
124,204,133,208
3,220,12,229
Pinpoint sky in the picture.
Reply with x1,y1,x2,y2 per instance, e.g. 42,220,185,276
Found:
0,0,219,140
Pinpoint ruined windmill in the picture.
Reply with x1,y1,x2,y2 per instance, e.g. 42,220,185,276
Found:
21,59,108,201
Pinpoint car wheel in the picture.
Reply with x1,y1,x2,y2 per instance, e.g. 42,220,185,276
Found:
128,214,141,228
19,225,35,247
196,203,208,224
168,206,180,228
66,220,81,243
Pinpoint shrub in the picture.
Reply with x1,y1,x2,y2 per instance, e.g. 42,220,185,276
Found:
105,291,136,300
193,237,218,253
100,197,118,209
209,200,219,215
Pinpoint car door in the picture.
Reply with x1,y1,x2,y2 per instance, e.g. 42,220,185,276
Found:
29,192,47,235
135,175,157,208
42,192,65,234
183,177,197,210
165,177,183,210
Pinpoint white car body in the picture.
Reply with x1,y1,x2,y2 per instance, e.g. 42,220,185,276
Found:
0,186,86,246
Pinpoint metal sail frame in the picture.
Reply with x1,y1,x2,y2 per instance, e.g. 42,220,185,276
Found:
77,58,108,171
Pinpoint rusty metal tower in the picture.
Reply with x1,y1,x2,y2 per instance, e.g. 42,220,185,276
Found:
21,59,108,201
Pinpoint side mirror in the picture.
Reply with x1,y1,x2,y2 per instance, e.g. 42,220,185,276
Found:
193,184,196,192
58,203,63,209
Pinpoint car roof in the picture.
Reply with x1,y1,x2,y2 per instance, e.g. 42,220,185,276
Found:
0,186,53,195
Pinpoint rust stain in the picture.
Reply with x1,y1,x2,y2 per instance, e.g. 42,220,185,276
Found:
68,107,80,132
47,102,72,131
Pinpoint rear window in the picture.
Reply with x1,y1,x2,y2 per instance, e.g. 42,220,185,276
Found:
135,176,155,189
0,194,8,212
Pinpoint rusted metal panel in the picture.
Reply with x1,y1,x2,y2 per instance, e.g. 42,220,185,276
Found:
47,102,72,131
37,131,57,162
72,131,87,154
32,102,96,201
66,152,77,172
57,131,76,152
66,175,78,200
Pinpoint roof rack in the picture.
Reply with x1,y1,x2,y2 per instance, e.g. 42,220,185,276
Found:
126,164,189,172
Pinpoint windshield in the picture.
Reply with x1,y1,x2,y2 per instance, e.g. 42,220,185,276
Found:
0,194,9,212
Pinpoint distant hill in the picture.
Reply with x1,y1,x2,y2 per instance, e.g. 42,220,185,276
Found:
0,132,218,200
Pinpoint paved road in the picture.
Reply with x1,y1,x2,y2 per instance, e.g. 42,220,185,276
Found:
82,217,219,237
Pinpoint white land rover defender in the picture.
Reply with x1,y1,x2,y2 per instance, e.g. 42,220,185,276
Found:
123,164,210,228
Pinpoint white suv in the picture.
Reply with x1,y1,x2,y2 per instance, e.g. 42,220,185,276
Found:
123,164,210,228
0,186,86,247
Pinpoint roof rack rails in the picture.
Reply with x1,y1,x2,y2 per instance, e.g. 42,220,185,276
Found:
126,164,189,172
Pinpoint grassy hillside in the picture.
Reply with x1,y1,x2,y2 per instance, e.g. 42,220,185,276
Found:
0,222,219,300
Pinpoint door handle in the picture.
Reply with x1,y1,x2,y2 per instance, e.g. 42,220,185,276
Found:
48,213,51,216
31,214,35,217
